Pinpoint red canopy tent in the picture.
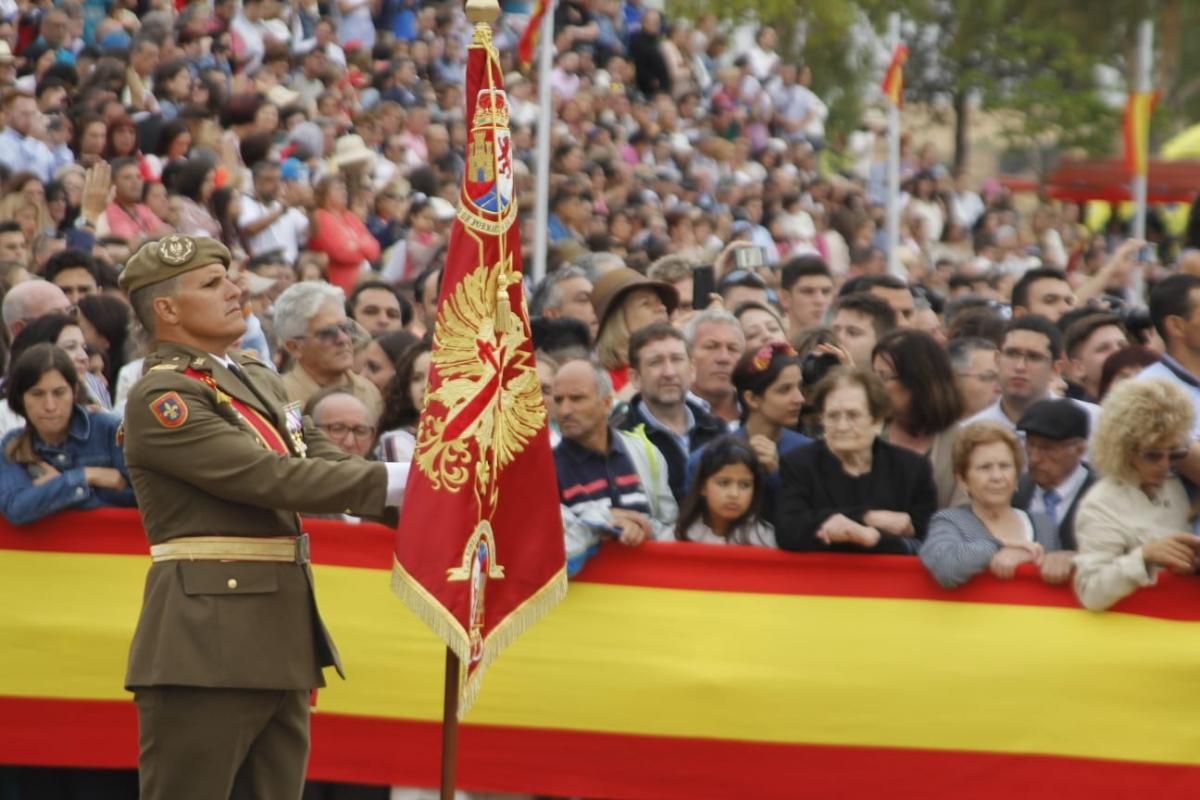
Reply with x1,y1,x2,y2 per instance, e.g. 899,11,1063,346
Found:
998,158,1200,203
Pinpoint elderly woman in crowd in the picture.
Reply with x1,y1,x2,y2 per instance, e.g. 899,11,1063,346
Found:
872,329,965,507
777,366,938,554
0,344,134,525
1073,379,1200,611
591,267,679,400
920,422,1067,588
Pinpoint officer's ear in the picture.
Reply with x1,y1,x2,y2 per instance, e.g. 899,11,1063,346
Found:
152,295,180,327
284,337,304,357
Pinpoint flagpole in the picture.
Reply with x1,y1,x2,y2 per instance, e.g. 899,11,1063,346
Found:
531,0,555,285
885,12,902,278
1132,19,1153,241
439,647,461,799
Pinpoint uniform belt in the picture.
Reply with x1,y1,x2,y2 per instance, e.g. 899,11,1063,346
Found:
149,534,310,564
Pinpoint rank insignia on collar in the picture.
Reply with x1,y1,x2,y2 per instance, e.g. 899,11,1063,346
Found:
150,391,189,428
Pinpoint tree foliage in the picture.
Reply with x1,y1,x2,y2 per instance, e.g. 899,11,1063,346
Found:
668,0,1179,171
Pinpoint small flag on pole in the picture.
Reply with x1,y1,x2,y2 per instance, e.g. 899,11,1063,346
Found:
881,44,908,107
1124,90,1157,177
391,17,567,716
517,0,552,68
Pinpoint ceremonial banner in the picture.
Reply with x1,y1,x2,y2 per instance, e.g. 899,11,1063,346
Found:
390,19,566,715
3,512,1200,798
881,43,908,107
1124,90,1157,177
516,0,552,67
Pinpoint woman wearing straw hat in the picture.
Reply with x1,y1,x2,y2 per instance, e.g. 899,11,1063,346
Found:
591,267,679,401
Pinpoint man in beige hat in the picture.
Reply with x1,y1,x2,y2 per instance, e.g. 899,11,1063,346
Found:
119,234,409,799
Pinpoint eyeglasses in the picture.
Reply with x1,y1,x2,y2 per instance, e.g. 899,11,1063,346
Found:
999,348,1051,366
317,422,376,440
296,320,356,344
749,341,796,372
1136,448,1189,464
822,409,868,426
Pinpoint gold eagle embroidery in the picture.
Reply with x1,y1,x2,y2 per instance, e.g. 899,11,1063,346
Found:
415,254,544,514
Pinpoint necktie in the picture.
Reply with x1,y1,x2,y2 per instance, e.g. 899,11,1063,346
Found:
1043,488,1061,522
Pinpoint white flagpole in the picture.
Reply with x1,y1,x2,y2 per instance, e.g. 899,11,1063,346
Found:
885,12,902,278
531,2,555,285
1131,19,1153,242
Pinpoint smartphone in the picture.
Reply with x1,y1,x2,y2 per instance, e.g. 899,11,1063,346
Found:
734,246,766,270
692,264,715,310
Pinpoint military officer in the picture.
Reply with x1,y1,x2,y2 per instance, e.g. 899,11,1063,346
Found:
119,235,409,800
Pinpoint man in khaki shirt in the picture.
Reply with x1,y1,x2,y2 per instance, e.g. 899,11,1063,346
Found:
275,281,383,420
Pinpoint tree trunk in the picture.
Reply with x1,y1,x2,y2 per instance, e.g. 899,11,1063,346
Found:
952,89,969,171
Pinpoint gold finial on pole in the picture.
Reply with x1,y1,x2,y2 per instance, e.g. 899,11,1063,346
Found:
465,0,500,26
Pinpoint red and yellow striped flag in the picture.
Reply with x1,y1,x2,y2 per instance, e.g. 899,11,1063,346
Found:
881,44,908,107
1124,90,1158,177
517,0,552,68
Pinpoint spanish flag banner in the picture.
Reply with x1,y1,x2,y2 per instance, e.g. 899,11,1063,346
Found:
2,512,1200,798
517,0,553,68
1124,90,1157,177
881,43,908,107
390,19,566,715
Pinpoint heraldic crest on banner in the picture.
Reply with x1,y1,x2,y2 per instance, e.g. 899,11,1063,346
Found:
391,16,566,717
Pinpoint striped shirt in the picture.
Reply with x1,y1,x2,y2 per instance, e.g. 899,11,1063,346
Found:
554,428,651,524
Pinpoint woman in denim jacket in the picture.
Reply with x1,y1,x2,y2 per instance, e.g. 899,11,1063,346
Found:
0,343,135,525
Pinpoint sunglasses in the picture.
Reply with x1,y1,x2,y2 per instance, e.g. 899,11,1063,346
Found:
297,320,356,344
1137,448,1189,464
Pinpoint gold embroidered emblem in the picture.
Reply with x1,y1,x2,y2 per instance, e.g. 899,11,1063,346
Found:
157,235,195,266
414,255,544,513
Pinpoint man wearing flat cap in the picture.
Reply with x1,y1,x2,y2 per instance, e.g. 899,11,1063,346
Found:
119,234,410,799
1014,398,1096,554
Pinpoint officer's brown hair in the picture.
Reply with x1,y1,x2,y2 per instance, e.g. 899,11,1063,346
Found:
129,274,182,338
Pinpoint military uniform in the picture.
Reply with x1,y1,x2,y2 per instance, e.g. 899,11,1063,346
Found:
119,236,403,800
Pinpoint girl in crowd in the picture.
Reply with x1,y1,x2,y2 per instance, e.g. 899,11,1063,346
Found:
920,422,1065,588
169,157,221,239
359,330,418,392
674,436,775,547
0,344,135,525
77,295,131,394
376,339,431,463
733,300,787,351
10,314,111,409
306,174,381,293
689,341,809,526
871,329,965,508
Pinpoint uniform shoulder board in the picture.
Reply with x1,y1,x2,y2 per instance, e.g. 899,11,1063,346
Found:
148,363,182,372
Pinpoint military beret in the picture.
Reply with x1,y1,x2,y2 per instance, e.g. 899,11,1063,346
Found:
119,235,233,293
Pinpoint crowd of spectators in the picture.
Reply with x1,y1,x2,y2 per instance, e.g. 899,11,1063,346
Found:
2,0,1200,792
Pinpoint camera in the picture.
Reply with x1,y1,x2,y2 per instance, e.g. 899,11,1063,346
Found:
801,351,840,388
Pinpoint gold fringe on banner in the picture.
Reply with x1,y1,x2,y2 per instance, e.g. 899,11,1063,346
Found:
391,560,568,718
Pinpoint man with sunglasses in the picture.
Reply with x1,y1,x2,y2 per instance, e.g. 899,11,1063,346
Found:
118,235,409,800
276,281,383,421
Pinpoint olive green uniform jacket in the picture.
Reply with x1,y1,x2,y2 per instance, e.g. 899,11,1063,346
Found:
123,342,393,691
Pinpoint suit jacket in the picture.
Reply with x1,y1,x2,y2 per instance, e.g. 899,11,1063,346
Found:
123,342,392,692
1012,465,1097,551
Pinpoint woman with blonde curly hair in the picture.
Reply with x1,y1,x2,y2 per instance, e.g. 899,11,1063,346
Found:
1074,378,1200,610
